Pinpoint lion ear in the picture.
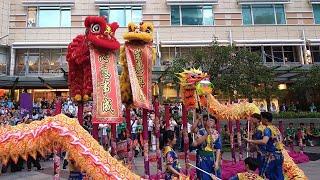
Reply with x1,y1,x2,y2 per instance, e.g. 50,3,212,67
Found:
109,22,119,32
128,22,136,32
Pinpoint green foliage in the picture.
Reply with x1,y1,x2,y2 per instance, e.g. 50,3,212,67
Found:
274,112,320,119
164,44,279,101
290,65,320,104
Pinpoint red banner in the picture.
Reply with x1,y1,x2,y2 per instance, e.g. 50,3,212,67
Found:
90,48,122,123
125,42,152,110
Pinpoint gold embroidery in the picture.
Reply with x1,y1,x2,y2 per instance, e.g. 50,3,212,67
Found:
133,49,145,87
98,54,110,63
98,53,114,114
102,97,114,115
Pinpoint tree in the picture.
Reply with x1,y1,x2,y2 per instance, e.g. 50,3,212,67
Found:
164,43,279,107
290,65,320,106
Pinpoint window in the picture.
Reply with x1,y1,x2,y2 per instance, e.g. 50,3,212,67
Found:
171,5,213,25
242,5,286,25
15,49,67,75
99,7,142,27
313,5,320,24
310,46,320,63
27,7,71,27
15,50,27,75
263,46,298,64
0,48,7,74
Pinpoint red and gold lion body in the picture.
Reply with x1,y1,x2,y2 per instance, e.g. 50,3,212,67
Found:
67,16,120,101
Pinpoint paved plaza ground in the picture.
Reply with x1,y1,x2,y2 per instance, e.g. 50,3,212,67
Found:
1,146,319,180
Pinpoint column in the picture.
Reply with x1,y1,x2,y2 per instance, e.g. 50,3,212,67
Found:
77,103,83,126
142,109,150,177
154,98,162,178
182,105,189,175
165,104,170,130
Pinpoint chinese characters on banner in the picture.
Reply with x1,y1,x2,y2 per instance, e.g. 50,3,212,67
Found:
125,42,153,110
90,48,122,123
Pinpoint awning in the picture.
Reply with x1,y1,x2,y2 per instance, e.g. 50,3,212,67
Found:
160,40,230,47
95,0,146,6
309,0,320,4
12,42,70,49
233,39,304,46
22,0,75,6
0,75,67,89
237,0,291,5
166,0,218,5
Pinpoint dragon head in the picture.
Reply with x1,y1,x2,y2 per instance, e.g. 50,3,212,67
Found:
84,16,120,50
123,22,154,43
177,68,209,86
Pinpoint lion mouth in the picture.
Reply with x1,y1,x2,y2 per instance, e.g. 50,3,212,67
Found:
96,34,112,40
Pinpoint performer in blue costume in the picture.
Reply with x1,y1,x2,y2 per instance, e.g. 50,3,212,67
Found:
248,113,265,172
191,114,222,180
245,112,284,180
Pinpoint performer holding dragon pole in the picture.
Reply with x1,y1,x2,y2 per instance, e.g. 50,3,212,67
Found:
245,112,284,180
192,114,222,180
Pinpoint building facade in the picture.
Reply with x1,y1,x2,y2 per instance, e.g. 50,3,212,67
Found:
1,0,320,92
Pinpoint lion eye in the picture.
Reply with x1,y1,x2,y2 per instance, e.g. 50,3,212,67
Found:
146,27,152,33
91,24,100,33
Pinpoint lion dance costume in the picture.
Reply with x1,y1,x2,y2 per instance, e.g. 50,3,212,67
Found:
67,16,120,102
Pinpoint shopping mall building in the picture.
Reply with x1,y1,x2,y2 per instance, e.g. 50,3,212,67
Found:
0,0,320,102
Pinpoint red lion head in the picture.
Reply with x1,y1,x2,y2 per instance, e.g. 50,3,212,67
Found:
84,16,120,50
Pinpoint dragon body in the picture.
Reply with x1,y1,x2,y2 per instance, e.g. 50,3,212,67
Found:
0,114,140,179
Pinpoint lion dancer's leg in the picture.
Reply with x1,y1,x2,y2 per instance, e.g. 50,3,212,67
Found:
142,109,150,178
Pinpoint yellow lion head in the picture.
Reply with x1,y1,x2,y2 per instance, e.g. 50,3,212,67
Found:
123,22,154,43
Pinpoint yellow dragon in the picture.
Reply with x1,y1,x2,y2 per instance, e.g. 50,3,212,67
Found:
0,114,141,179
177,68,307,180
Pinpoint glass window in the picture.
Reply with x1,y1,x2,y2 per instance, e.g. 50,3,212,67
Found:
264,46,272,62
283,46,295,62
252,5,275,24
171,5,213,25
203,6,213,25
40,49,50,73
109,8,126,26
50,49,62,73
61,49,68,68
38,8,60,27
310,46,320,63
27,7,37,27
272,46,283,63
0,52,6,74
100,9,108,22
171,6,180,25
242,5,286,25
242,5,252,25
61,9,71,27
275,5,286,24
28,49,40,74
181,6,202,25
313,5,320,24
38,7,71,27
15,50,27,75
132,8,142,24
100,7,142,27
